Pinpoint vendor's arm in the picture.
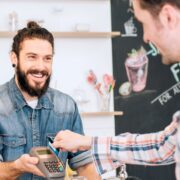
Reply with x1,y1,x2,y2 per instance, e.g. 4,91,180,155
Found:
0,154,45,179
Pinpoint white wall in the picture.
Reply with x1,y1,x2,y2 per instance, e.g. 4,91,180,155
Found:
0,0,116,177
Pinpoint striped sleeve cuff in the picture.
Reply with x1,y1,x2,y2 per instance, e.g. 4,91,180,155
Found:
69,150,93,170
91,136,121,175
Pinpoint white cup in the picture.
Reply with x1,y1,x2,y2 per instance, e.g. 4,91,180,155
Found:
124,22,137,34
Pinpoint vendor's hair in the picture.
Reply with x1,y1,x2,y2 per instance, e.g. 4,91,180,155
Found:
11,21,54,58
126,176,142,180
139,0,180,16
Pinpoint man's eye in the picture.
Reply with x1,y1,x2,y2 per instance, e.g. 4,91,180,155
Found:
45,57,52,61
28,56,36,59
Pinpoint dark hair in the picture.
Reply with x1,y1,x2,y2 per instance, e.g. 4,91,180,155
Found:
126,176,142,180
139,0,180,16
11,21,54,58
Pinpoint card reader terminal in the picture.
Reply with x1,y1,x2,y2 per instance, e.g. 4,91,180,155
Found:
30,146,65,178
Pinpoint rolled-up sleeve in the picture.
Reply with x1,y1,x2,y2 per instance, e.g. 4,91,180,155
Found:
91,137,122,174
91,111,180,175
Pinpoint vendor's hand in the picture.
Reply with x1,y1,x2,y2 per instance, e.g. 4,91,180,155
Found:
14,154,45,177
52,130,92,153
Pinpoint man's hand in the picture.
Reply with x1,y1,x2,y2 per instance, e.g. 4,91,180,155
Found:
52,130,92,152
77,162,101,180
14,154,45,177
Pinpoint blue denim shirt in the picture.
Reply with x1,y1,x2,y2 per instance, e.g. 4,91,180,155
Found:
0,78,92,180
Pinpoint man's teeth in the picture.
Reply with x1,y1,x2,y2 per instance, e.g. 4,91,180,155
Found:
32,73,43,78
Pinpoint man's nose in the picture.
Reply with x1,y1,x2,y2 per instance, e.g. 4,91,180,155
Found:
35,58,45,69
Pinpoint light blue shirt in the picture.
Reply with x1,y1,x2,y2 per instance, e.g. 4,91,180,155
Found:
0,78,92,180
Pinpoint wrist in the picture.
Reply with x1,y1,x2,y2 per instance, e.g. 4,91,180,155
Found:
0,160,23,179
13,159,23,174
83,136,92,150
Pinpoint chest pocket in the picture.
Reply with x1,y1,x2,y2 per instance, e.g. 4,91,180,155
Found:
0,135,26,161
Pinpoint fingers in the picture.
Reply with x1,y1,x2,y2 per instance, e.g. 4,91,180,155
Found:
52,141,69,152
22,154,39,164
52,141,61,148
52,130,83,152
24,155,45,177
32,167,46,177
53,130,70,149
54,130,67,141
15,154,45,177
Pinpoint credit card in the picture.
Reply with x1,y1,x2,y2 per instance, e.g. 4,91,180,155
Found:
47,136,65,169
47,136,59,157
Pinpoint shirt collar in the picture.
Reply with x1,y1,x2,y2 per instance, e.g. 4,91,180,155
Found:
8,77,54,110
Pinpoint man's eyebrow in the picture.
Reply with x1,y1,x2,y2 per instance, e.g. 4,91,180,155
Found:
26,53,53,57
45,54,53,58
26,52,37,55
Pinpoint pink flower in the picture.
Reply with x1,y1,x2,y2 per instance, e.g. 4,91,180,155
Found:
103,74,114,86
86,70,115,94
95,83,103,95
87,70,97,85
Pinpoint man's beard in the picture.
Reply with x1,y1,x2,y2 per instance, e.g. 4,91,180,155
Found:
16,63,51,98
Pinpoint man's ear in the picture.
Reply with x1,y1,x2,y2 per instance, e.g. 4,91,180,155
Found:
159,4,179,29
10,52,18,67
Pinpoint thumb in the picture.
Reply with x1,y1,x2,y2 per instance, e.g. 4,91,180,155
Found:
27,155,39,164
30,157,39,164
52,141,63,148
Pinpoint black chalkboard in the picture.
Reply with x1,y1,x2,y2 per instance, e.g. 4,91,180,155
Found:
111,0,180,179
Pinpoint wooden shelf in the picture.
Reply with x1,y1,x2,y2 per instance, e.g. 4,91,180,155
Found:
53,31,121,38
80,111,123,117
0,31,121,38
